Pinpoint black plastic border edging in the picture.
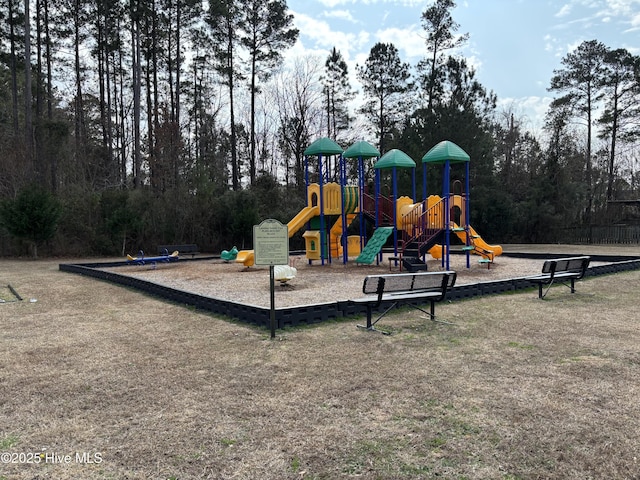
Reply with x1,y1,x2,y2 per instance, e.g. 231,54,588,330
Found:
59,254,640,330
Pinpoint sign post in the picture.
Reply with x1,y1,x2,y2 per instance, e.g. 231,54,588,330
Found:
253,219,289,338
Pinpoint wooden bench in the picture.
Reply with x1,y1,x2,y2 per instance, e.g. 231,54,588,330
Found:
350,271,457,333
527,256,591,299
158,244,199,258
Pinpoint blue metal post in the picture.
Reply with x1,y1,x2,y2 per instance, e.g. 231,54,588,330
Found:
358,156,365,251
318,154,325,266
444,161,450,271
465,162,471,269
341,154,348,265
422,162,427,201
412,168,416,203
375,169,380,229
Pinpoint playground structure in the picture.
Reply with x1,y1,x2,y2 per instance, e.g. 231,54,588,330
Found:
221,246,238,262
273,264,298,284
235,139,502,270
126,250,179,266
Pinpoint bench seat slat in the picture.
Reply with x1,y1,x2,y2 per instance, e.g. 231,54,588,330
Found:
529,271,585,281
349,290,444,304
379,291,444,302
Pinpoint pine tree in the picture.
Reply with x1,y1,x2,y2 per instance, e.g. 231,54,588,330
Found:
549,40,608,224
357,42,412,154
322,47,354,142
239,0,298,184
208,0,243,190
598,48,640,201
418,0,468,114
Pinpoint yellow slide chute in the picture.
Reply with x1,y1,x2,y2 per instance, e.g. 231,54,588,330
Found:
425,226,502,261
453,223,503,260
287,206,320,235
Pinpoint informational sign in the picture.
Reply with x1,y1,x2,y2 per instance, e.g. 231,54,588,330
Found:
253,219,289,339
253,219,289,266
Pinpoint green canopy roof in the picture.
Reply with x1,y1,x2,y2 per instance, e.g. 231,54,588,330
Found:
422,140,470,164
343,140,380,159
303,137,343,156
374,149,416,169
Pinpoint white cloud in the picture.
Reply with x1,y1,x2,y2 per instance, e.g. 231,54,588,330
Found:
600,0,640,17
291,12,369,61
373,25,425,60
464,54,483,76
497,95,553,133
543,34,557,52
555,4,573,17
324,9,357,23
317,0,352,7
317,0,426,6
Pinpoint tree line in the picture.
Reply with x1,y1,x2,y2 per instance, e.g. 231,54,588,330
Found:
0,0,639,257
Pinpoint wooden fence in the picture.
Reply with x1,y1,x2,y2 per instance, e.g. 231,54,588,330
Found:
561,225,640,244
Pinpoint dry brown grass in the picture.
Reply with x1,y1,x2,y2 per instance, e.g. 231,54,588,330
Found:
1,247,640,479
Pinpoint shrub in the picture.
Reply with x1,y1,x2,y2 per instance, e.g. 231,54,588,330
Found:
0,185,62,258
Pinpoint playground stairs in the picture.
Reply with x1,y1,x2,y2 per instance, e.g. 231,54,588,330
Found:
355,227,394,264
402,256,428,272
361,192,395,227
402,228,446,258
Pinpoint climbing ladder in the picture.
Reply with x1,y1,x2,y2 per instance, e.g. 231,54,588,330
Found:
355,227,394,265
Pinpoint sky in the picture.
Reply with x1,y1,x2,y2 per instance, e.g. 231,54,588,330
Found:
284,0,640,134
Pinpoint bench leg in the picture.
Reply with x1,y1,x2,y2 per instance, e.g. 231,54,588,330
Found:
357,303,397,334
539,280,556,299
538,278,580,299
355,306,373,331
410,301,455,325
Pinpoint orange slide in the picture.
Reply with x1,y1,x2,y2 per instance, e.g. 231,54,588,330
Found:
452,223,503,260
427,224,503,261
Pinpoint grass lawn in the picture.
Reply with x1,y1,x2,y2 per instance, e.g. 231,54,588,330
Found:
1,255,639,479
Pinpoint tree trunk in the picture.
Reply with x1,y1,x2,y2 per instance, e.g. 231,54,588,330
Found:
227,21,239,190
584,90,593,225
606,95,619,201
9,0,20,136
132,14,142,188
73,0,85,171
43,0,56,190
175,0,181,125
250,55,256,184
44,0,52,119
24,0,33,165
